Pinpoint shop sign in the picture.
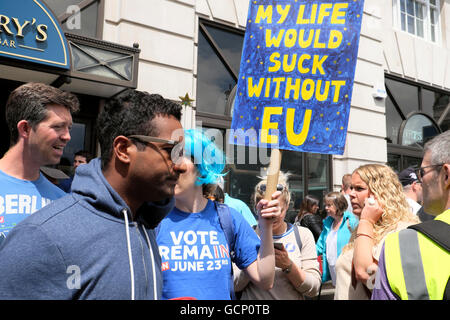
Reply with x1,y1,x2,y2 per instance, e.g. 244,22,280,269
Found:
401,114,439,146
0,0,70,69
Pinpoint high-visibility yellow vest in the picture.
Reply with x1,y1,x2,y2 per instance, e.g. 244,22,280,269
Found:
384,210,450,300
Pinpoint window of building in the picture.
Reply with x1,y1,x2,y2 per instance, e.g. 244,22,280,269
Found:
385,75,447,172
196,21,244,117
393,0,440,43
43,0,104,38
400,113,440,146
197,21,332,215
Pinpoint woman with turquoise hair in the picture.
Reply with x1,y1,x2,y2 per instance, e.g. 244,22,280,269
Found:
156,128,282,300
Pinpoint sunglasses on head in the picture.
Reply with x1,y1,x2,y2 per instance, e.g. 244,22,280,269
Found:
128,134,179,146
127,134,185,163
258,183,285,193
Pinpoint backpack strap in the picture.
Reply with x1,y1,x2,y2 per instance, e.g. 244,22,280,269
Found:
214,201,237,300
407,220,450,251
289,223,302,251
215,202,236,261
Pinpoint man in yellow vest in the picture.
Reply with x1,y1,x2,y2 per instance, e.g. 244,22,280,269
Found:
372,131,450,300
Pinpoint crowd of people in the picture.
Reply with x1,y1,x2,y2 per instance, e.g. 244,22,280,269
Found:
0,82,448,300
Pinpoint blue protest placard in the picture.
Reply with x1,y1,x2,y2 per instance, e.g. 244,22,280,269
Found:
230,0,364,155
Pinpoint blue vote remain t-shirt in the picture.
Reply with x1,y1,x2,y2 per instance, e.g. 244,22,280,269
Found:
0,169,66,239
157,200,260,300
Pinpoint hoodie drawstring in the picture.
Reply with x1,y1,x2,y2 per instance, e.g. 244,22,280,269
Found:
142,225,158,300
122,208,158,300
122,209,135,300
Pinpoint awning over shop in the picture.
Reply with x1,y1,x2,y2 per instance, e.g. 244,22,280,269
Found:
0,0,140,97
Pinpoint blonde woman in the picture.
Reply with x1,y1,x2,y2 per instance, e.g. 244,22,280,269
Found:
234,172,321,300
334,164,420,300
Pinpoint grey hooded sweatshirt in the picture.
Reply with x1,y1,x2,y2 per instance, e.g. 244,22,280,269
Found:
0,158,174,299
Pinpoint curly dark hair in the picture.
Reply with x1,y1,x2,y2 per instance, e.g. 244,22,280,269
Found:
96,89,182,168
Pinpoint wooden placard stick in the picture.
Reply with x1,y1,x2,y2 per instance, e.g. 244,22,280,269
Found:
264,149,282,201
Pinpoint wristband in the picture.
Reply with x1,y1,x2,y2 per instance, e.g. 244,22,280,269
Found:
282,262,293,274
355,233,374,240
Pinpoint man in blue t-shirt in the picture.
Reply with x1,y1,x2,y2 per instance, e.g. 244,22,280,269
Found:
0,83,79,242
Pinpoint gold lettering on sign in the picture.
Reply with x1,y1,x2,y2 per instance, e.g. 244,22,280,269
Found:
12,17,30,37
0,15,14,35
0,14,48,43
36,24,47,42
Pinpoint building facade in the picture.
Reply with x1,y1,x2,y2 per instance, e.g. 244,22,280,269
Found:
1,0,449,212
0,0,140,172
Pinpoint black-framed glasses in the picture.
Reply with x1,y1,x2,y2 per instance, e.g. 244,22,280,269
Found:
258,183,285,193
128,135,179,146
415,164,444,182
128,134,184,163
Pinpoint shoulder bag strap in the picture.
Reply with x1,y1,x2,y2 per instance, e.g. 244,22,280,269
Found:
408,220,450,251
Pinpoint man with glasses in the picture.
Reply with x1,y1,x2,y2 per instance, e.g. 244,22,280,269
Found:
373,130,450,300
0,90,187,299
